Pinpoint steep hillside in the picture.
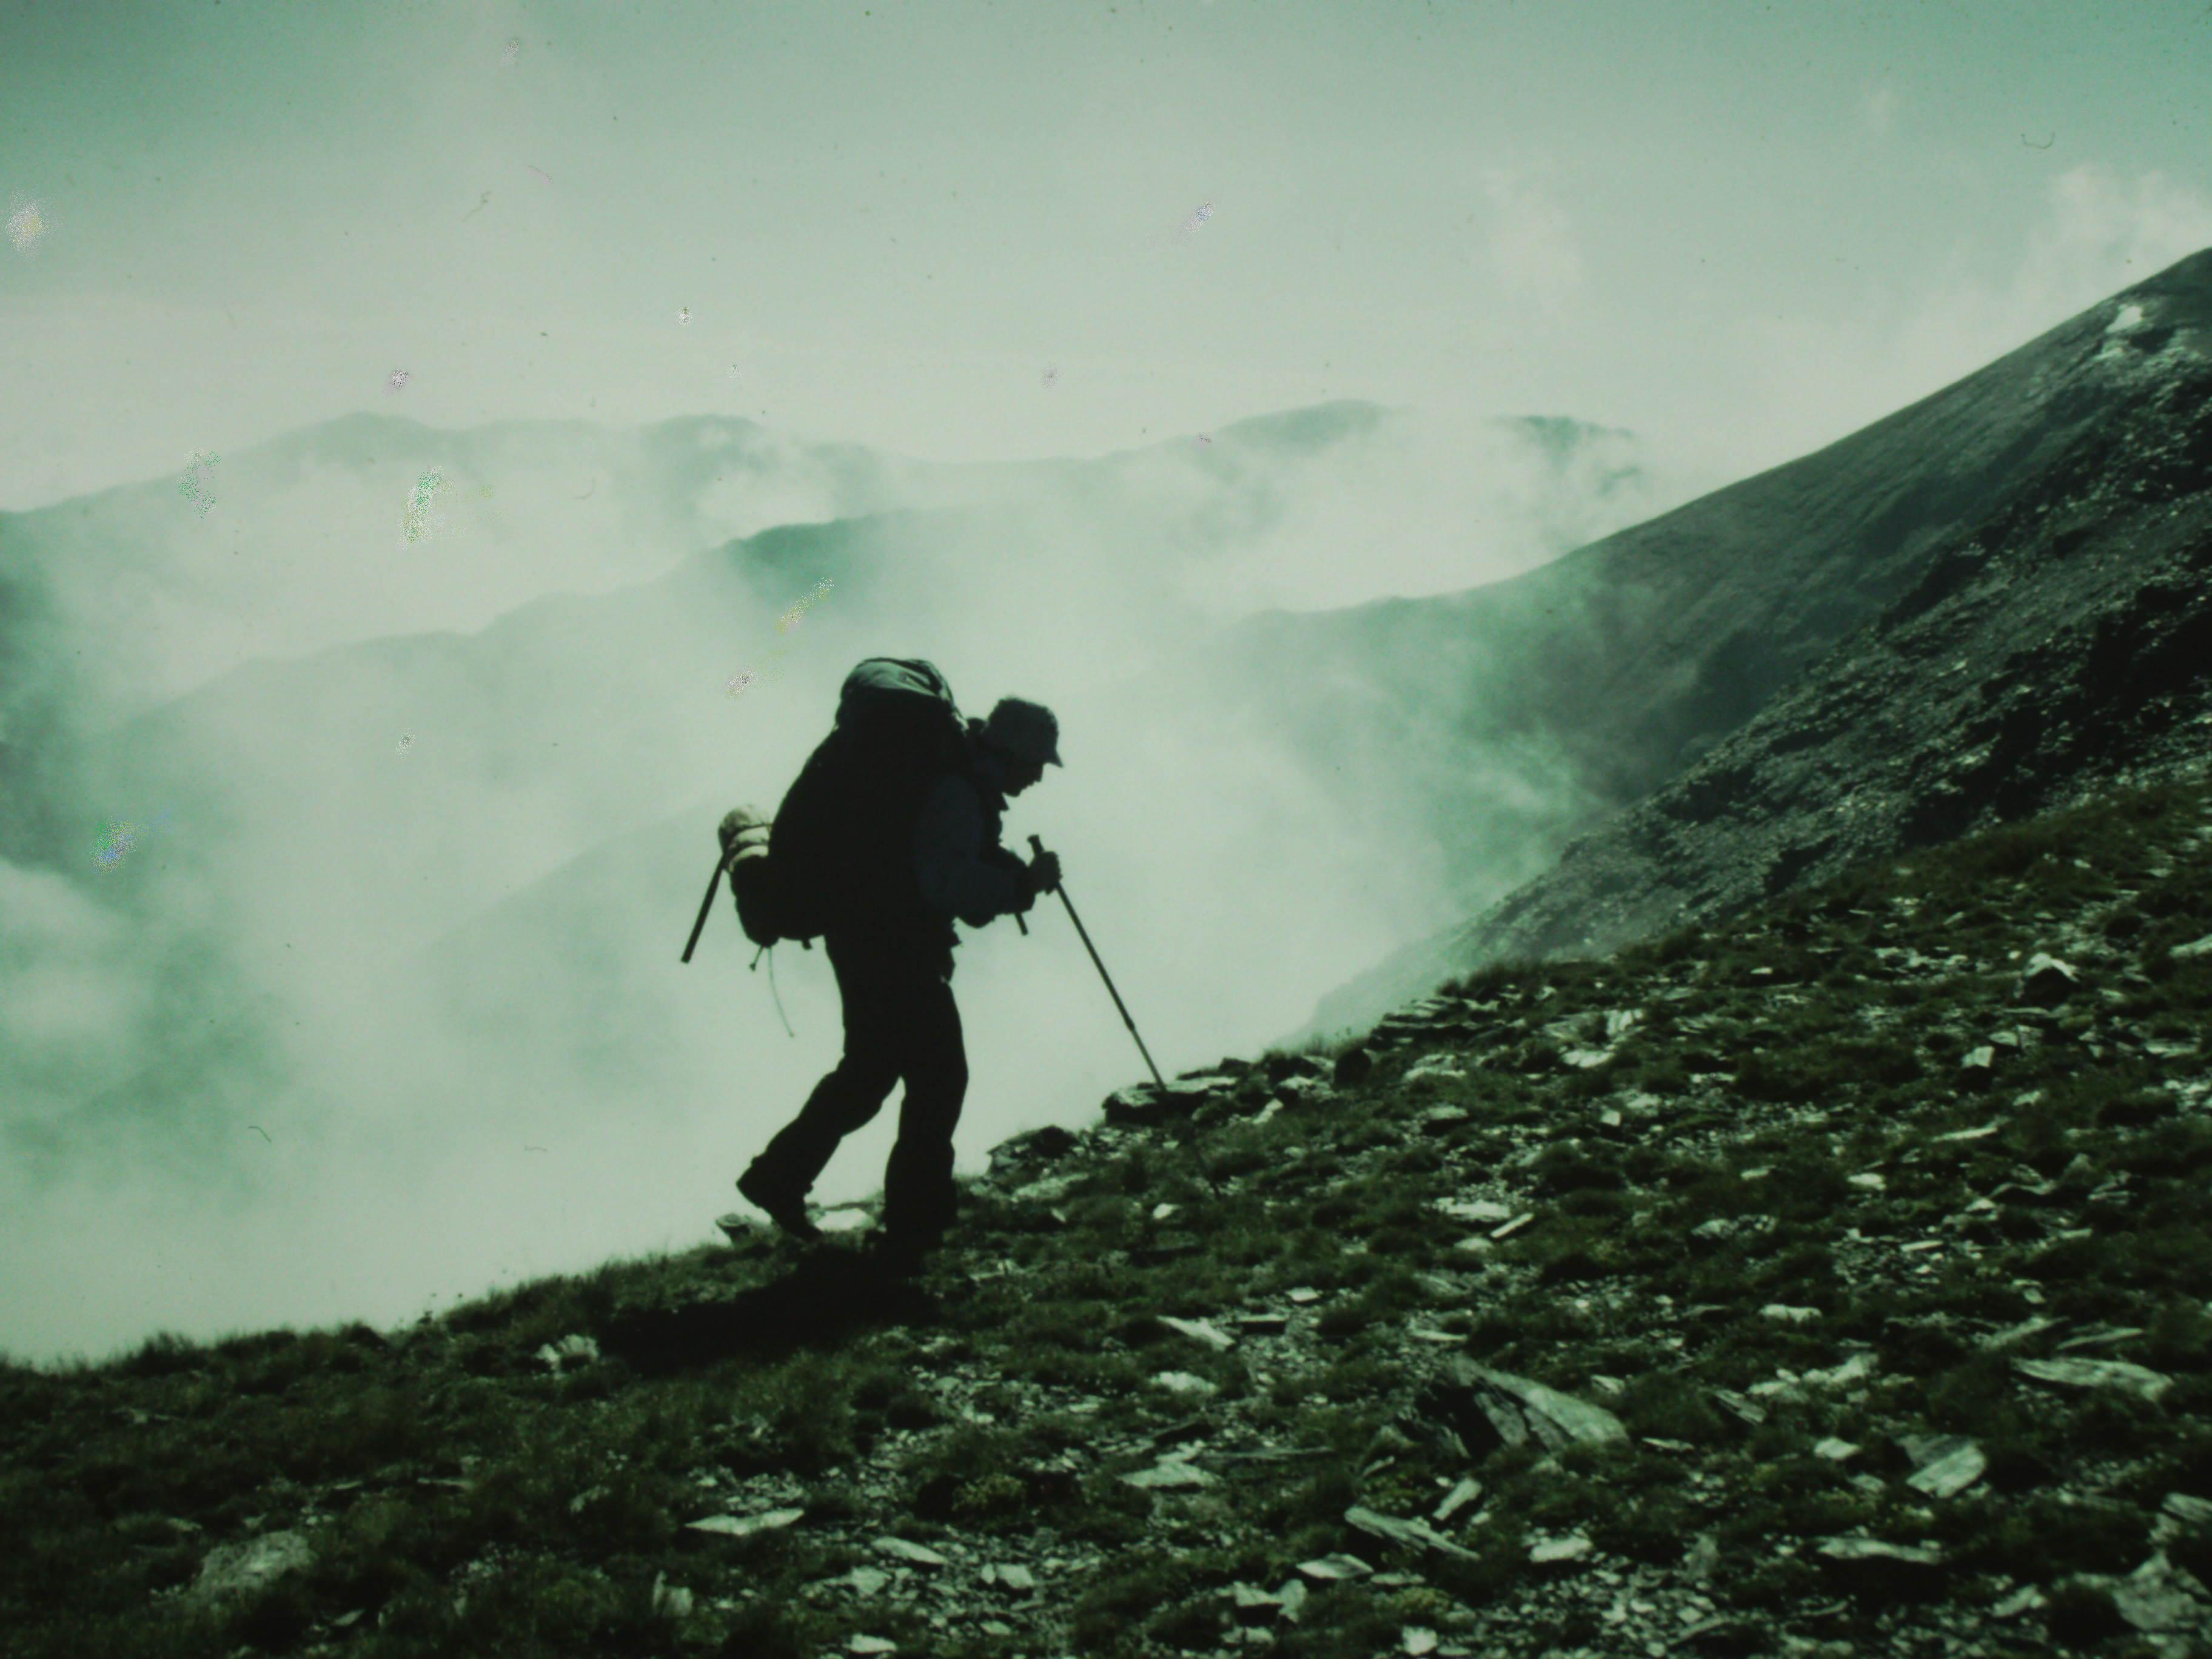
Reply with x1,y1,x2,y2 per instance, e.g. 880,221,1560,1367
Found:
1225,250,2212,930
7,770,2210,1659
1300,258,2212,1043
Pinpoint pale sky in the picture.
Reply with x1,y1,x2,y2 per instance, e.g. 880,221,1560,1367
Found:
5,0,2211,509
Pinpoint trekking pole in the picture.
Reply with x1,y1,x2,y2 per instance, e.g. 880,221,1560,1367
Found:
681,846,734,964
1028,834,1164,1089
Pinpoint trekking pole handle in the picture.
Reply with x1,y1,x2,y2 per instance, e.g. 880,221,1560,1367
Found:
1011,834,1048,936
1029,834,1166,1089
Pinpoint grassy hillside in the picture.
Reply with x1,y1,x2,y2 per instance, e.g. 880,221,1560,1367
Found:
6,771,2211,1658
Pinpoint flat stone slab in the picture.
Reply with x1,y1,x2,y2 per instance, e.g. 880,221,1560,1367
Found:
1902,1437,1986,1498
1296,1553,1373,1581
1529,1533,1593,1564
688,1508,804,1540
1121,1458,1219,1490
1435,1198,1515,1224
1159,1316,1235,1350
873,1537,950,1566
1344,1505,1481,1562
1448,1359,1628,1447
2015,1356,2174,1403
1818,1537,1943,1566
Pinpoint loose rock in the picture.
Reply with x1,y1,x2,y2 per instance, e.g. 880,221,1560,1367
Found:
189,1530,313,1603
1159,1316,1235,1351
535,1333,600,1373
2020,953,2082,1004
1344,1504,1481,1562
1529,1533,1594,1564
1433,1476,1482,1522
1121,1458,1218,1490
1901,1435,1987,1498
873,1537,950,1566
1817,1538,1943,1566
2015,1355,2175,1403
688,1509,805,1540
1298,1554,1373,1581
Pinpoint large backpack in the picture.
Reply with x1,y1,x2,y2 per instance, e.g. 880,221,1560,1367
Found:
728,659,968,949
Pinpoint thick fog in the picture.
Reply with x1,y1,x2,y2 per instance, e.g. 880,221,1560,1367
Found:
0,405,1708,1366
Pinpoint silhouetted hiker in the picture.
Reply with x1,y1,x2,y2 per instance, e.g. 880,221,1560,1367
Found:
735,665,1062,1273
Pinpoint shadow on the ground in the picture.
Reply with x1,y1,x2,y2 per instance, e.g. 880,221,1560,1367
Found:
598,1242,941,1372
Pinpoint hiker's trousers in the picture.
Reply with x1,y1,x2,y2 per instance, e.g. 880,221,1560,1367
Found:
748,931,966,1242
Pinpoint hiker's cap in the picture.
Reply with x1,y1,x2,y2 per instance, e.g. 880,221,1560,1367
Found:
985,697,1063,768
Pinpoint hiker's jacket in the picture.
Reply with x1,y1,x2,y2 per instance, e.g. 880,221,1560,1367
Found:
913,740,1030,931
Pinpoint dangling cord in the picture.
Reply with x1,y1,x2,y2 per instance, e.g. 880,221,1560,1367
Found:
749,942,797,1038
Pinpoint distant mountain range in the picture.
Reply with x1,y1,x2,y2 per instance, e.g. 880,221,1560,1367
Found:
1,400,1685,1168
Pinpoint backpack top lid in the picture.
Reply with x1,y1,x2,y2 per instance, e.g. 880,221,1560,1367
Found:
836,657,959,731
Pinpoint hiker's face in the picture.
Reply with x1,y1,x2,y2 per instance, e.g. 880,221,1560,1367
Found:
1000,753,1046,796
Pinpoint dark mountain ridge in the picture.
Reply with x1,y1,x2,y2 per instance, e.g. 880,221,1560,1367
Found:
1284,249,2212,1042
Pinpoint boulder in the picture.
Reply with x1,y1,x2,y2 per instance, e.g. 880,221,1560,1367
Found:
1104,1075,1238,1125
987,1125,1079,1175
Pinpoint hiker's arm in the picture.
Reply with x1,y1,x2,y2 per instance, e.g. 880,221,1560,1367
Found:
913,776,1030,924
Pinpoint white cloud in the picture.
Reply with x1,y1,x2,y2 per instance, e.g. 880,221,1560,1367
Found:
1718,163,2212,474
2031,164,2212,300
1479,167,1584,307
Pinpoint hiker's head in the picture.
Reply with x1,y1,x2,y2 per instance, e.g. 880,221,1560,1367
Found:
981,697,1061,795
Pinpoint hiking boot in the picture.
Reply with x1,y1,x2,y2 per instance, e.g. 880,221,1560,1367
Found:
736,1167,823,1243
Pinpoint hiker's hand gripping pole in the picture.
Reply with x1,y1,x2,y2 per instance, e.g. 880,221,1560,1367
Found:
1028,834,1165,1090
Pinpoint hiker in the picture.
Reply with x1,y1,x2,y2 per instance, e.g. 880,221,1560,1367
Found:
735,681,1064,1270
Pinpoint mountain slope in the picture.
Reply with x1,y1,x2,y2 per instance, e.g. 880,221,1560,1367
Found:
6,769,2209,1659
1298,253,2212,1043
1275,248,2212,1041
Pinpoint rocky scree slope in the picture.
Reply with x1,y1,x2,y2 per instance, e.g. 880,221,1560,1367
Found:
1298,249,2212,1041
5,776,2212,1659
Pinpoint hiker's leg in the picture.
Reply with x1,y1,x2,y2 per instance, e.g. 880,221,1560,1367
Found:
880,956,967,1243
746,937,903,1196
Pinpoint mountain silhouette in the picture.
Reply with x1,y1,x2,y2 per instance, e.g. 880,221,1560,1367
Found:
1287,247,2212,1044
